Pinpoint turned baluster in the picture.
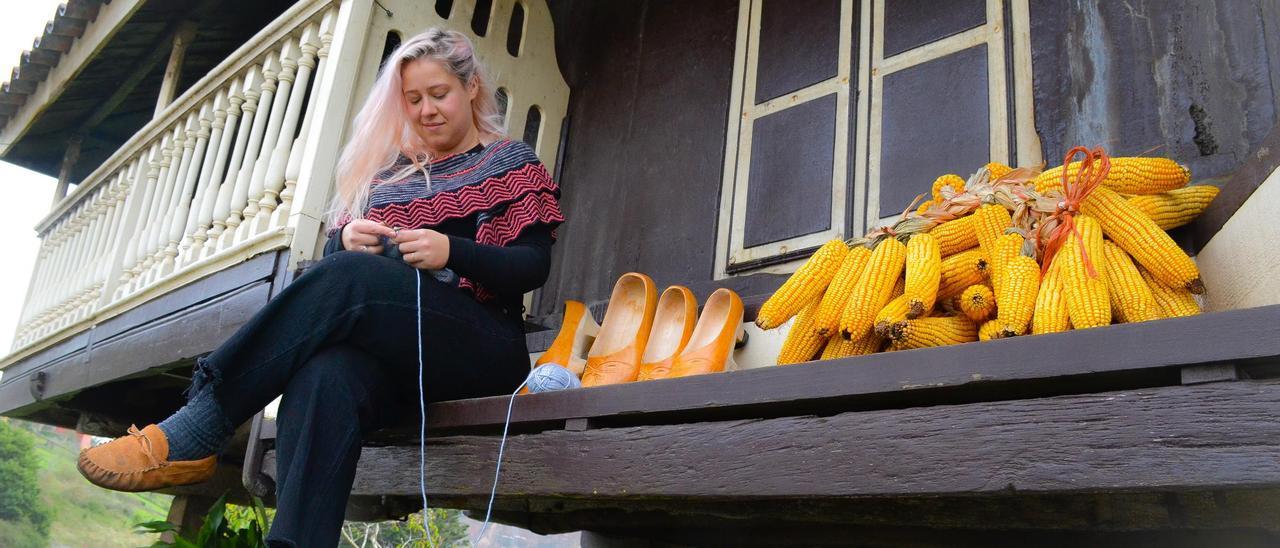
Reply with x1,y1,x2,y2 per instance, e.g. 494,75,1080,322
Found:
274,13,335,230
257,26,320,234
208,70,259,258
220,62,275,251
190,87,237,263
239,48,293,240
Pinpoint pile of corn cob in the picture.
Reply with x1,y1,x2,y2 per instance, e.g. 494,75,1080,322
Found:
756,155,1220,365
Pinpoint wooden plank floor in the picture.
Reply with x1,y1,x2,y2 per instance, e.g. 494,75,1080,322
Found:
251,305,1280,539
261,378,1280,539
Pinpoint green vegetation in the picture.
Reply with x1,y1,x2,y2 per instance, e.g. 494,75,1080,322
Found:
135,492,272,547
0,417,52,547
339,508,468,547
3,417,171,547
4,417,483,547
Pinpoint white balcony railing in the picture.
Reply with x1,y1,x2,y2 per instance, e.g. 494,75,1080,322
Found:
3,0,570,366
7,0,350,358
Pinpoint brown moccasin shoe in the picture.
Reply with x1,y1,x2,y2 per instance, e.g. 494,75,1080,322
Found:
77,424,217,492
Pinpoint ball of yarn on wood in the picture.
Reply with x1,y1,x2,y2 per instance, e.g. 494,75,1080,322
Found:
526,363,582,393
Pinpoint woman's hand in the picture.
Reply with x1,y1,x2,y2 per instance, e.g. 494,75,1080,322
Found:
341,219,396,254
394,228,451,270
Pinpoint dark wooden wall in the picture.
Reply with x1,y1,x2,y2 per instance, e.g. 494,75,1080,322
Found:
537,0,1280,321
538,0,741,318
1030,0,1280,249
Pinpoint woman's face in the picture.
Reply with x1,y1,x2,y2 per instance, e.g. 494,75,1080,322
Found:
401,58,479,156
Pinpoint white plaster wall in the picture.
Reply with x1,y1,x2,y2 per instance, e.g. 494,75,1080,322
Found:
1197,165,1280,312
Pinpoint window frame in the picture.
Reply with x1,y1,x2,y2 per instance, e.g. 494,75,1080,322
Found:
714,0,1039,279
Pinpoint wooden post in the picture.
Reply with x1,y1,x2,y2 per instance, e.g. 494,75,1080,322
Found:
163,494,216,543
156,21,199,116
52,136,82,206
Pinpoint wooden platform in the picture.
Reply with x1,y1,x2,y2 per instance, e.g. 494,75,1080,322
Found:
244,304,1280,544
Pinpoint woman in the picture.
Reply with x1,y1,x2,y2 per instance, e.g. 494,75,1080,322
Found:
76,28,564,547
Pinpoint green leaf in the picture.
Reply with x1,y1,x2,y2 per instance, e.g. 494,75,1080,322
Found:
251,495,269,535
134,520,179,533
195,492,229,546
171,537,200,548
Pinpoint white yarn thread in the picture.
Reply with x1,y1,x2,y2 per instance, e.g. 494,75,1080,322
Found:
415,269,440,548
413,270,582,546
474,364,579,543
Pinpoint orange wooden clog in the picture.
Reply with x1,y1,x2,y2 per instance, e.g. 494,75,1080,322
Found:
533,300,600,377
581,273,657,387
636,285,697,381
669,288,746,377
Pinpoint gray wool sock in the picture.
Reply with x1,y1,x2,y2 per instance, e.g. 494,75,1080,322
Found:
157,387,234,461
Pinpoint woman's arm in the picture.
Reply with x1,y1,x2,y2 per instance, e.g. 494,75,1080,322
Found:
322,226,347,257
445,224,554,296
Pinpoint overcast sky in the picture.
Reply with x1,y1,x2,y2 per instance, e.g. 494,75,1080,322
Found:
0,0,73,358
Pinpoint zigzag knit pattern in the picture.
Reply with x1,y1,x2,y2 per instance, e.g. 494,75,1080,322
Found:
338,139,564,302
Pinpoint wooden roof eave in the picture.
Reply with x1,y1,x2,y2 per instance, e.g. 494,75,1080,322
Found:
0,0,145,159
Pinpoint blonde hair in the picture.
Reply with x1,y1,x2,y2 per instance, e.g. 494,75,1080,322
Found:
328,28,504,226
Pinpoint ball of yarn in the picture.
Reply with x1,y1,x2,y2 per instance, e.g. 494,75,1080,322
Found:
526,363,582,393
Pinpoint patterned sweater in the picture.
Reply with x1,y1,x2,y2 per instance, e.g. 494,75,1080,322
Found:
325,139,565,316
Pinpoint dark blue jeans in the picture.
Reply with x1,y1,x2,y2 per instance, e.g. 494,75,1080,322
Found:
185,250,530,547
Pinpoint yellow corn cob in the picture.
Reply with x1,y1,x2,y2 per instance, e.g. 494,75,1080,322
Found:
1031,257,1071,335
1127,185,1221,230
822,332,883,359
1057,215,1111,329
889,316,978,350
974,204,1012,257
839,237,907,340
1101,241,1161,323
978,319,1003,341
1035,157,1190,195
931,174,966,201
903,233,941,318
959,284,995,322
756,239,849,329
1039,175,1204,293
938,248,990,301
928,215,979,256
812,246,873,337
777,300,827,365
873,285,911,338
916,200,935,215
1087,187,1202,293
996,254,1041,337
989,232,1024,298
986,162,1013,180
1141,267,1200,318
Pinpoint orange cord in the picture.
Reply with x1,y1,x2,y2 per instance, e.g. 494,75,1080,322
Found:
1038,146,1110,277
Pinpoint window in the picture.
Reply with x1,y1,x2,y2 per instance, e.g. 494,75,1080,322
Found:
471,0,494,36
506,1,525,57
715,0,1038,278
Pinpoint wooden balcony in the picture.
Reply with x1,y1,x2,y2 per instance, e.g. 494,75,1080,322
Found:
2,0,349,366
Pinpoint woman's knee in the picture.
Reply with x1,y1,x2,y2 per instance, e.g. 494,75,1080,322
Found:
282,346,397,431
311,250,405,283
284,347,389,411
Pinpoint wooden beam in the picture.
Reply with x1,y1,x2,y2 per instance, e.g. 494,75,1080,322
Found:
155,21,199,116
0,252,280,420
324,379,1280,504
77,21,186,132
163,495,215,543
52,136,82,205
412,304,1280,434
0,0,145,157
